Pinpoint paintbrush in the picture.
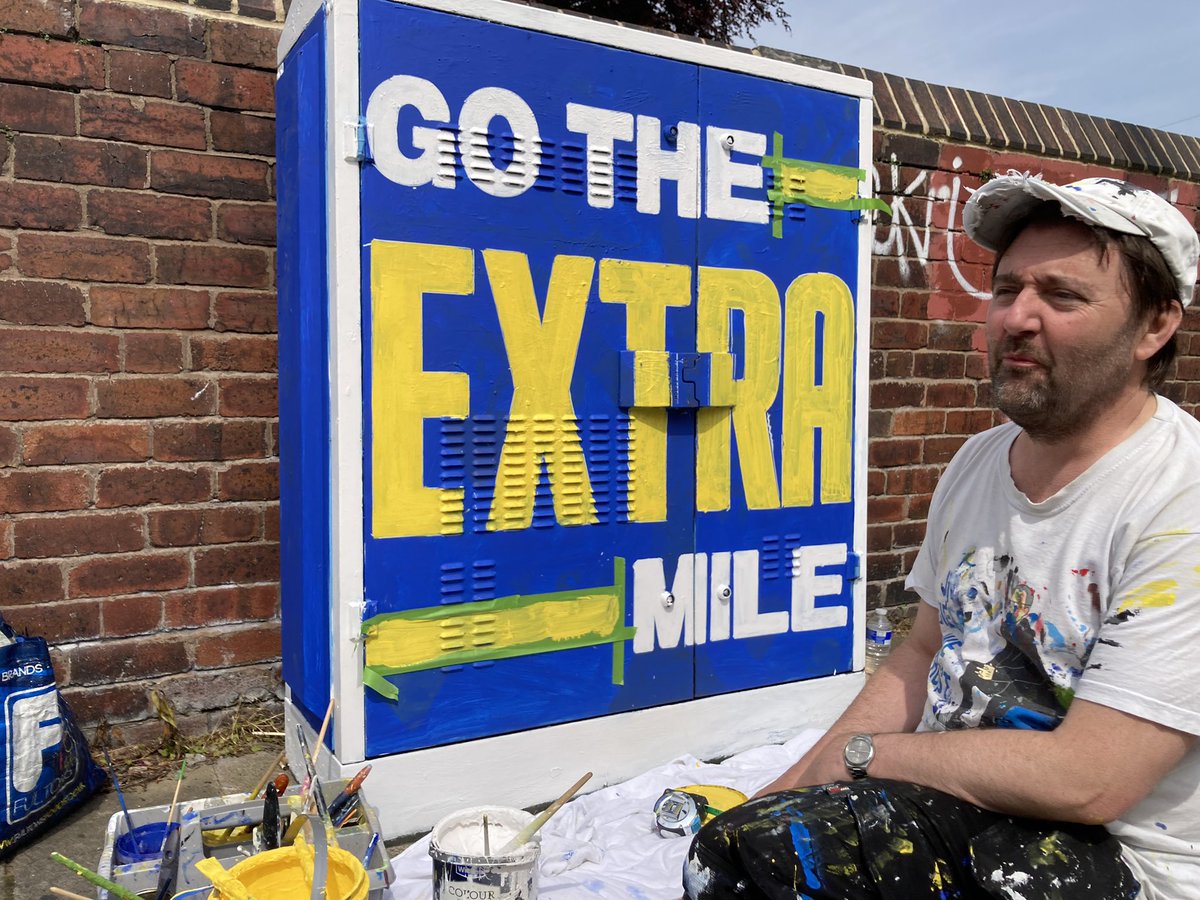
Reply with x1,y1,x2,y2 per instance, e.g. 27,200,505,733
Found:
326,764,371,823
101,748,138,847
153,760,187,900
495,772,592,855
261,781,281,850
298,697,335,798
50,888,93,900
50,852,142,900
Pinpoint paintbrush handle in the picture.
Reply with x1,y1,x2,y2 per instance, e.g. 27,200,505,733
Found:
497,772,592,855
50,888,93,900
50,853,142,900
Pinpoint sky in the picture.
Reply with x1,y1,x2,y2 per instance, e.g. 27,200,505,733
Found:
747,1,1200,139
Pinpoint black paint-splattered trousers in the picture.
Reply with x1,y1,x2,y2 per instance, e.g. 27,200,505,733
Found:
683,780,1139,900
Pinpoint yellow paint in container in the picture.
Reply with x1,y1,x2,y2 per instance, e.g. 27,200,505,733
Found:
197,831,367,900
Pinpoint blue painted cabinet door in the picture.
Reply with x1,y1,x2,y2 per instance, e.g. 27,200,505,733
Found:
358,0,700,755
355,0,862,756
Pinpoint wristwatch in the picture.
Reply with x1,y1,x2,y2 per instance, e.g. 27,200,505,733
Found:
843,733,875,779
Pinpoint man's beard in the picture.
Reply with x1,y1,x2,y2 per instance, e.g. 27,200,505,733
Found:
989,332,1138,442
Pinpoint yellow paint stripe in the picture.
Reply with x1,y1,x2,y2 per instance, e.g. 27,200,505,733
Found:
365,593,622,671
1116,578,1178,614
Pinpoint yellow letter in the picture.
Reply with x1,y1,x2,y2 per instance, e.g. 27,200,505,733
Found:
696,267,781,511
484,250,597,531
599,259,691,523
371,240,471,538
782,273,853,506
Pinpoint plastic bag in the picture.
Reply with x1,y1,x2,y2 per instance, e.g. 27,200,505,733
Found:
0,614,106,858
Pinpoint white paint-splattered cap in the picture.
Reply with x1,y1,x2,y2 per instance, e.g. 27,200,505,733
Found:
963,173,1200,306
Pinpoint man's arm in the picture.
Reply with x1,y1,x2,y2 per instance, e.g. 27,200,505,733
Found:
754,600,941,796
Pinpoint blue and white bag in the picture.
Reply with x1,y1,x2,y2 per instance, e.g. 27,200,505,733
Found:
0,614,105,858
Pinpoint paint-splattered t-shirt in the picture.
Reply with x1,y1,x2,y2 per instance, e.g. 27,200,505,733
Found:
906,394,1200,900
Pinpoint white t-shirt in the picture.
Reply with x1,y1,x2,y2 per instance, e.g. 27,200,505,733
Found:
906,394,1200,900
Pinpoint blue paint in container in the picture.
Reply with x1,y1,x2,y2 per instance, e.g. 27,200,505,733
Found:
114,822,179,864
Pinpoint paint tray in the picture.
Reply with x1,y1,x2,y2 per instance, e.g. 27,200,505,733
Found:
95,779,393,899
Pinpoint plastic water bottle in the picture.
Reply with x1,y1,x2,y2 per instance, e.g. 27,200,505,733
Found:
864,607,893,675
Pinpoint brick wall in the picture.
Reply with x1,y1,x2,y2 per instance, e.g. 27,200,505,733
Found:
0,1,1197,743
0,0,283,744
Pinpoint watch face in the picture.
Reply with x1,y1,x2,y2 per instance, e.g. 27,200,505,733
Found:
845,736,872,767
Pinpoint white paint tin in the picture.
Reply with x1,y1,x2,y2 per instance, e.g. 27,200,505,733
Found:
429,806,540,900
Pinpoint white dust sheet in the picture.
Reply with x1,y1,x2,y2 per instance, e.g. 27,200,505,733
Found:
385,729,823,899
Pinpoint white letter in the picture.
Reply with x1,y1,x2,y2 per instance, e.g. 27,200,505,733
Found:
459,87,541,198
705,126,768,224
365,75,455,188
566,103,633,209
632,555,702,653
10,686,62,794
790,543,849,631
732,549,787,638
636,115,699,218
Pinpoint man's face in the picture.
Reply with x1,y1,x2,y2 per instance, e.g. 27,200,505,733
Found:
986,219,1145,440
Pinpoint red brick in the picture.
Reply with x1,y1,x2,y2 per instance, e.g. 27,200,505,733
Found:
263,503,278,541
96,465,211,508
107,48,172,99
218,460,277,500
0,377,89,420
14,511,144,558
0,82,74,135
0,181,81,230
946,409,994,435
0,280,85,326
88,190,212,241
923,436,968,464
194,621,280,668
870,381,925,409
194,541,278,585
926,383,977,407
871,320,927,350
95,376,217,417
24,422,149,465
213,291,276,333
211,110,274,156
91,286,210,329
79,94,207,151
153,420,267,461
60,683,148,727
191,334,276,372
176,59,274,113
150,505,260,546
892,410,947,436
885,466,939,495
77,0,206,57
216,203,275,245
929,322,977,352
67,635,190,685
236,0,275,22
69,550,188,598
0,328,119,373
150,150,272,201
869,438,922,468
884,351,914,379
4,600,99,643
124,331,185,373
17,233,151,283
163,584,277,627
218,376,276,417
0,427,16,467
208,18,276,69
1,474,86,520
156,244,271,288
913,352,966,380
0,33,103,88
101,594,164,636
0,0,74,37
13,136,147,189
0,559,63,602
868,495,906,523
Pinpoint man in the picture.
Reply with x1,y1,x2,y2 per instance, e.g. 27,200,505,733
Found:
683,174,1200,900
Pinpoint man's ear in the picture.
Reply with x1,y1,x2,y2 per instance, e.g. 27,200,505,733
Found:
1135,300,1184,362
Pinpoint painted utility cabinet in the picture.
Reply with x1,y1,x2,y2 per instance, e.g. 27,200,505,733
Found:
277,0,879,834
